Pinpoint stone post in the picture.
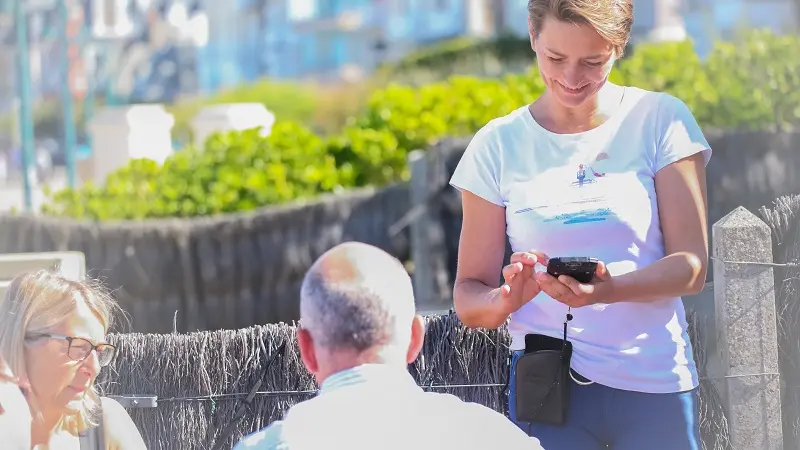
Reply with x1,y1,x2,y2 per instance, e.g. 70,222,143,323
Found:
84,104,175,186
713,206,783,449
191,103,275,148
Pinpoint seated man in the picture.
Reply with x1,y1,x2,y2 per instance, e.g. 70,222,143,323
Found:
234,242,543,450
0,356,32,450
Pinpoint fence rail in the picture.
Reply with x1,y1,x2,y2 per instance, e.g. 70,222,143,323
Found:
0,183,411,332
1,131,800,332
98,309,734,450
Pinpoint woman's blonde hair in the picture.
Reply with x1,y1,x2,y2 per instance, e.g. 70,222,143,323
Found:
528,0,634,57
0,269,122,433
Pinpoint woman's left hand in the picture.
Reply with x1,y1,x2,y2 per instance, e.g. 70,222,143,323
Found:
535,261,612,308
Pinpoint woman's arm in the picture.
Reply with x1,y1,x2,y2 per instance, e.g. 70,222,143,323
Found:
604,151,709,303
451,121,544,327
453,191,546,328
453,190,510,329
101,397,147,450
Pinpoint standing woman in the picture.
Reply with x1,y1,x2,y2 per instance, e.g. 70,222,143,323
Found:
449,0,711,449
0,270,147,450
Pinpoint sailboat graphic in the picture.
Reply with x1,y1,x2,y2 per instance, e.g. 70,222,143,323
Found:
573,164,606,186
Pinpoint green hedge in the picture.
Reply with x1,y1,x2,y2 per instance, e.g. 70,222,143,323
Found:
41,30,800,221
168,79,320,145
373,34,534,84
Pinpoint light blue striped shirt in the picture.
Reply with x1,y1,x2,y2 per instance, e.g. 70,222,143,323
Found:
233,363,543,450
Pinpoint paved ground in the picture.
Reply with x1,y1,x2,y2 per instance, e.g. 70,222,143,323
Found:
0,168,67,213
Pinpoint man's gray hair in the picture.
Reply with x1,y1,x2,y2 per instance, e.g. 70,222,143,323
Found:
299,242,415,352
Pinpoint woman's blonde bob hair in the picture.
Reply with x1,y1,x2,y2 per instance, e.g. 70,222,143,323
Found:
528,0,634,57
0,269,122,433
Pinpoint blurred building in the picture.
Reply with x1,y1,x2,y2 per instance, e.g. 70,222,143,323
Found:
0,0,207,107
682,0,798,57
0,0,62,107
1,0,798,107
84,0,205,103
502,0,798,57
234,0,799,83
252,0,498,83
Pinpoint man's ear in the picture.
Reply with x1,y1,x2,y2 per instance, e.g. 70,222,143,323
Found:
406,315,425,365
297,328,319,375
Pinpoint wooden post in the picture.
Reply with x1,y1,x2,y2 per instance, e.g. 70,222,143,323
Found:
408,149,452,314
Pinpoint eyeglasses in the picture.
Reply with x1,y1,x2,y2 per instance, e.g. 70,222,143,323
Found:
26,334,116,367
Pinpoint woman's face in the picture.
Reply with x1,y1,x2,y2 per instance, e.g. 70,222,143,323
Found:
530,15,616,109
24,300,107,415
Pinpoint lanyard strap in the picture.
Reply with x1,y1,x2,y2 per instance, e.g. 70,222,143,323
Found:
563,307,573,342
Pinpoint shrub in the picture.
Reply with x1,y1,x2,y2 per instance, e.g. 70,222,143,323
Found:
703,29,800,131
611,40,719,124
325,126,403,187
43,122,345,219
40,30,800,221
357,72,545,152
374,34,534,84
168,79,320,145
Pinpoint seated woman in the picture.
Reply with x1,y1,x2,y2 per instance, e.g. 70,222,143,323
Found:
0,270,147,450
0,356,31,450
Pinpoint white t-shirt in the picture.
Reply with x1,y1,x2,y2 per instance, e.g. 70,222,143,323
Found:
233,364,544,450
449,86,712,394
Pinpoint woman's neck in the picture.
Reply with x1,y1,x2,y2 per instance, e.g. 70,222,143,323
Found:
30,409,67,447
534,83,625,134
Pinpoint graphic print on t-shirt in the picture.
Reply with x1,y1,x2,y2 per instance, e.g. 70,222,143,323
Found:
572,151,609,186
513,150,623,226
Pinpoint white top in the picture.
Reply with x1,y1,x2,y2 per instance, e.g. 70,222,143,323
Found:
0,379,31,450
449,86,712,394
233,364,544,450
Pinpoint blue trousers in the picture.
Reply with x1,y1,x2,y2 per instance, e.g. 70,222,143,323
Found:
508,350,702,450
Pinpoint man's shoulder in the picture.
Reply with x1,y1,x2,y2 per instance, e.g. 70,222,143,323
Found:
442,395,513,425
233,420,288,450
420,392,543,448
420,390,499,414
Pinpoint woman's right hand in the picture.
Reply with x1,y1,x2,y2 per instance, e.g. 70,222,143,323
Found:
497,251,548,316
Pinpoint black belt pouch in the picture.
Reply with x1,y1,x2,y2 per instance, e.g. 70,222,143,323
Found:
513,333,573,426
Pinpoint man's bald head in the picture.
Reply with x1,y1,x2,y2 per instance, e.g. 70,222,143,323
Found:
300,242,416,353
